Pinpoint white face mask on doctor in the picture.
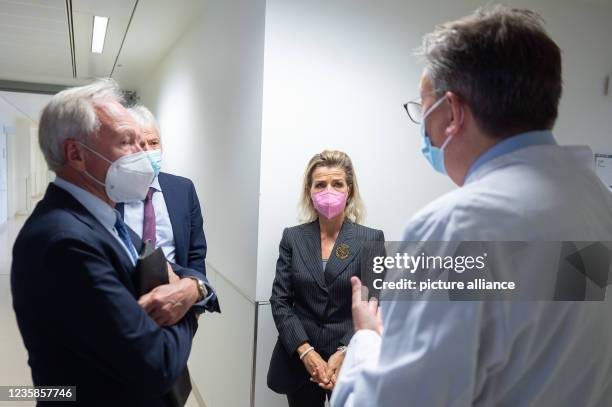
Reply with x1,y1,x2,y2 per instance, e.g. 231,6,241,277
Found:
78,142,155,203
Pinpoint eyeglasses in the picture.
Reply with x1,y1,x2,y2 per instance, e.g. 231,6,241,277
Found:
403,91,445,125
403,100,423,125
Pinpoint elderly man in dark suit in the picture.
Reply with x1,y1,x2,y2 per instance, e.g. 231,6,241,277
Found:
116,105,219,315
11,80,210,406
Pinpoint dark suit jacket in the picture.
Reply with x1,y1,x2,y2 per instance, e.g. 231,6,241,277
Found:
117,172,219,312
11,184,199,407
267,219,385,394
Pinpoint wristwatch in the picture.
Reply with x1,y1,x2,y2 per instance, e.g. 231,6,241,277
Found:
187,277,208,301
337,345,348,354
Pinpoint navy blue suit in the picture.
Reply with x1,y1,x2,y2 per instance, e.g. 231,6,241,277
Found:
11,184,198,406
117,172,219,312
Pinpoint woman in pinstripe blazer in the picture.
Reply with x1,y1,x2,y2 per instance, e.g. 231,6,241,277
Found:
267,150,385,407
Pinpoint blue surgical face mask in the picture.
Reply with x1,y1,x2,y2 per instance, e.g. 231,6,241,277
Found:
146,149,162,178
420,96,454,174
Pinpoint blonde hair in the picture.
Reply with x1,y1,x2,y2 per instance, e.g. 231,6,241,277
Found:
298,150,366,224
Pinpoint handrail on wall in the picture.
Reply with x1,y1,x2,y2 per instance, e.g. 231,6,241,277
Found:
205,260,256,304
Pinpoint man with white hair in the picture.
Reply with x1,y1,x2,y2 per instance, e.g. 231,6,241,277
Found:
11,79,207,406
117,105,219,313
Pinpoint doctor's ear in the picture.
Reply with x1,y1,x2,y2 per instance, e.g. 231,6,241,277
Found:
444,91,465,137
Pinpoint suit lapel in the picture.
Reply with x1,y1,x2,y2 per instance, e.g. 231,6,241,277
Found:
325,220,361,285
46,184,135,278
127,227,143,254
85,210,136,283
158,173,185,265
298,221,327,292
47,185,97,230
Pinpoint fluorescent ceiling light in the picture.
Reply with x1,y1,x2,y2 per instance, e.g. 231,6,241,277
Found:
91,16,109,54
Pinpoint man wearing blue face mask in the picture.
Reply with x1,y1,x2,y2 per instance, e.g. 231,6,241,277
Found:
118,105,220,314
332,6,612,407
415,96,456,175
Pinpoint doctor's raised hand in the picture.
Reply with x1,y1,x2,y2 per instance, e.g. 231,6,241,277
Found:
350,277,383,335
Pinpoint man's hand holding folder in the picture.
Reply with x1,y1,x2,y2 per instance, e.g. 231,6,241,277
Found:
134,241,202,327
131,241,196,407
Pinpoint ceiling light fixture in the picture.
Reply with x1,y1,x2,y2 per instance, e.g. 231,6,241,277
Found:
91,16,109,54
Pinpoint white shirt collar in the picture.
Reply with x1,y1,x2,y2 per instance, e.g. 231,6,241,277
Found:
53,177,118,230
151,175,162,192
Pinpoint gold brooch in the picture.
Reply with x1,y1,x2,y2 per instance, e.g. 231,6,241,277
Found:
336,243,350,260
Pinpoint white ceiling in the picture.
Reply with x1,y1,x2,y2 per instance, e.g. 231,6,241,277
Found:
111,0,205,89
1,0,606,94
0,0,204,90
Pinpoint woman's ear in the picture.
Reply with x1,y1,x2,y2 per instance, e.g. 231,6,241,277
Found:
444,91,465,137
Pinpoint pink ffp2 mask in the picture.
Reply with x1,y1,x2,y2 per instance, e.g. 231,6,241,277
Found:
311,190,348,219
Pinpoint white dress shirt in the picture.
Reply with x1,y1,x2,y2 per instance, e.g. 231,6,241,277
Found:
123,176,177,262
331,140,612,406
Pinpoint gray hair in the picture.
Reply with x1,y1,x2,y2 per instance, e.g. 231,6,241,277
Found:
416,5,562,137
127,104,161,141
39,78,124,172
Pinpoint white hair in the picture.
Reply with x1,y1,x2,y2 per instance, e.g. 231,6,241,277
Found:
39,78,124,172
127,104,161,142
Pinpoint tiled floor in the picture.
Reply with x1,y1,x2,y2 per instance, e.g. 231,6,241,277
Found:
0,216,34,407
0,215,202,407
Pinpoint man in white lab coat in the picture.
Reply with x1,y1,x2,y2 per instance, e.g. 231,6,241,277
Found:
331,6,612,407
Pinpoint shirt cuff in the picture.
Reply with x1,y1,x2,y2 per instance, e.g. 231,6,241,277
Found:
345,329,382,368
331,330,382,407
190,279,220,313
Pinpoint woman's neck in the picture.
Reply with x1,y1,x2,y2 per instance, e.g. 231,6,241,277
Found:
319,213,345,238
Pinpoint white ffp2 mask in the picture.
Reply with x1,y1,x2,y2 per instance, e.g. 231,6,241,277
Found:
79,143,155,203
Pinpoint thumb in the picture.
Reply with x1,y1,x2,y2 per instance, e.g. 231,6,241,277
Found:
137,292,151,306
351,276,363,304
319,367,330,383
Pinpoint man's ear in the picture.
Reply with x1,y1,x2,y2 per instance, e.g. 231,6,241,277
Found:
444,91,465,137
64,139,86,171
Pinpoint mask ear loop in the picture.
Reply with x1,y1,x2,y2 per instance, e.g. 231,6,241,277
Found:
77,142,110,187
423,95,447,121
441,104,465,149
78,142,113,164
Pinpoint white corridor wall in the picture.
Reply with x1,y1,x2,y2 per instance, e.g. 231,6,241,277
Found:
135,0,266,405
134,1,612,406
255,0,612,301
0,126,7,226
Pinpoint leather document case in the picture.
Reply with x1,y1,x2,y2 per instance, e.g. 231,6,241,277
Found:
133,240,192,407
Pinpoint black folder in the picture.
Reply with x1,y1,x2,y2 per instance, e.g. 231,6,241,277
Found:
133,240,192,407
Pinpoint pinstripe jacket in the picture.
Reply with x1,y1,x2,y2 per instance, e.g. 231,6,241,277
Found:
267,219,385,394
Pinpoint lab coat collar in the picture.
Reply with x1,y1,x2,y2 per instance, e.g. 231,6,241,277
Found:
465,130,556,184
466,143,595,186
